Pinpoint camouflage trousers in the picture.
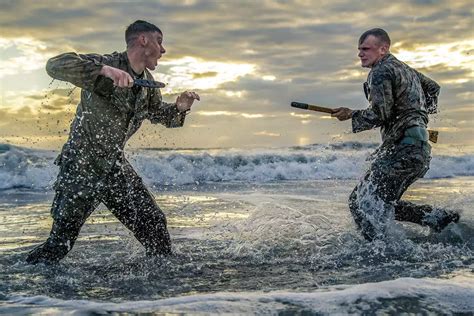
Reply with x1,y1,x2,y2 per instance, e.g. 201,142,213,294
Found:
26,160,171,264
348,142,433,240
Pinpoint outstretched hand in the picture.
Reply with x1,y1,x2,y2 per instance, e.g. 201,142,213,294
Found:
331,107,353,121
176,91,200,112
100,65,134,88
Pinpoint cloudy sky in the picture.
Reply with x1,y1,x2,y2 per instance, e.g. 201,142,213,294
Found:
0,0,472,151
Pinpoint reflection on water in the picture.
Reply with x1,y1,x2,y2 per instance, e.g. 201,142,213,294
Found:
0,178,473,307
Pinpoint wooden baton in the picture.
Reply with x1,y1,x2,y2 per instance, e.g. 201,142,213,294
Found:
290,101,333,114
291,101,439,143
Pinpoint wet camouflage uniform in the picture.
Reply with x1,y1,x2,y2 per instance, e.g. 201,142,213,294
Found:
349,53,458,241
27,52,186,263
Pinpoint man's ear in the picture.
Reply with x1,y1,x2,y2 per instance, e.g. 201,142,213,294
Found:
138,34,148,46
380,44,389,55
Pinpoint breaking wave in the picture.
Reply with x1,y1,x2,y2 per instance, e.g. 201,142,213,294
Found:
1,143,473,190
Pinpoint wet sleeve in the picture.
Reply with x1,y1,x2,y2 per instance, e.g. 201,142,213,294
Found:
148,88,187,128
415,69,440,114
45,52,107,91
352,69,394,133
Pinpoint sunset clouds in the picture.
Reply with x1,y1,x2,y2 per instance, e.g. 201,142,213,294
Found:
0,0,472,150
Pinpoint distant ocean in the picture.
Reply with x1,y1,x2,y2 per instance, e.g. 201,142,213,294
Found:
1,142,473,190
1,143,473,314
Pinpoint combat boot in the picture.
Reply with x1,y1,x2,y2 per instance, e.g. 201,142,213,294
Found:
422,209,460,232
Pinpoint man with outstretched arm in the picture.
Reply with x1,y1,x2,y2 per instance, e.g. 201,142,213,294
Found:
27,20,200,264
331,28,459,241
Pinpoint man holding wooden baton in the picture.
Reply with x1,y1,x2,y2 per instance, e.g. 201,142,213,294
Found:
295,28,460,241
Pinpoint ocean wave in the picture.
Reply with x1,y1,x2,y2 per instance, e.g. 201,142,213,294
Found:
3,276,473,314
1,143,473,190
0,144,57,190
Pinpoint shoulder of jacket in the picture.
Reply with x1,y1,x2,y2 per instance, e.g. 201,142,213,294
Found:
370,63,393,84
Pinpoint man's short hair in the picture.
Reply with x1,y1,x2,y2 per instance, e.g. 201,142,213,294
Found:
125,20,162,47
359,28,391,46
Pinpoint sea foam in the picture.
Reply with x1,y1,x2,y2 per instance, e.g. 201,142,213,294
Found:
3,276,473,314
1,143,473,190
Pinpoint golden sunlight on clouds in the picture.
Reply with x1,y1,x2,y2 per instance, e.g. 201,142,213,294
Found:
0,37,54,78
154,56,255,93
262,75,276,81
334,69,367,81
393,40,474,73
2,90,46,111
254,131,280,137
1,135,67,148
436,127,463,132
290,112,312,119
443,105,474,114
290,112,332,121
1,88,80,112
224,90,247,98
456,92,473,100
196,111,269,119
242,113,265,119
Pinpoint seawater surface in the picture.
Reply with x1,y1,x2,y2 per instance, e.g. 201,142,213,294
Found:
0,144,473,314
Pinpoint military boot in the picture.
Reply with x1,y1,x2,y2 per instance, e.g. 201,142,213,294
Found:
422,209,460,232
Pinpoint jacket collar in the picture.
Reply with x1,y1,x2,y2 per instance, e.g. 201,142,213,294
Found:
372,53,393,69
122,51,149,79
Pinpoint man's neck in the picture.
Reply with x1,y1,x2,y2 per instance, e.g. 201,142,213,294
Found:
127,49,145,75
371,53,390,68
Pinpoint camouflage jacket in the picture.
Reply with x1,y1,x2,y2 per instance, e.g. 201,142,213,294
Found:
46,51,186,184
352,54,440,146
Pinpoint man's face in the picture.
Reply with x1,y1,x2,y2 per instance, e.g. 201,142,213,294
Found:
143,31,166,70
358,35,388,68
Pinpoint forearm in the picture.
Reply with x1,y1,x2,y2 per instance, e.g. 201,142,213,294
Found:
46,52,104,90
148,89,198,128
351,108,383,133
149,101,187,128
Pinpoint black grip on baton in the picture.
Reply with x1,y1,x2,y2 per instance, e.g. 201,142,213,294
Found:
291,101,309,110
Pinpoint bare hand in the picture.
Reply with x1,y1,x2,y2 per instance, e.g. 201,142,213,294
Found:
100,65,134,88
176,91,200,112
331,107,353,121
